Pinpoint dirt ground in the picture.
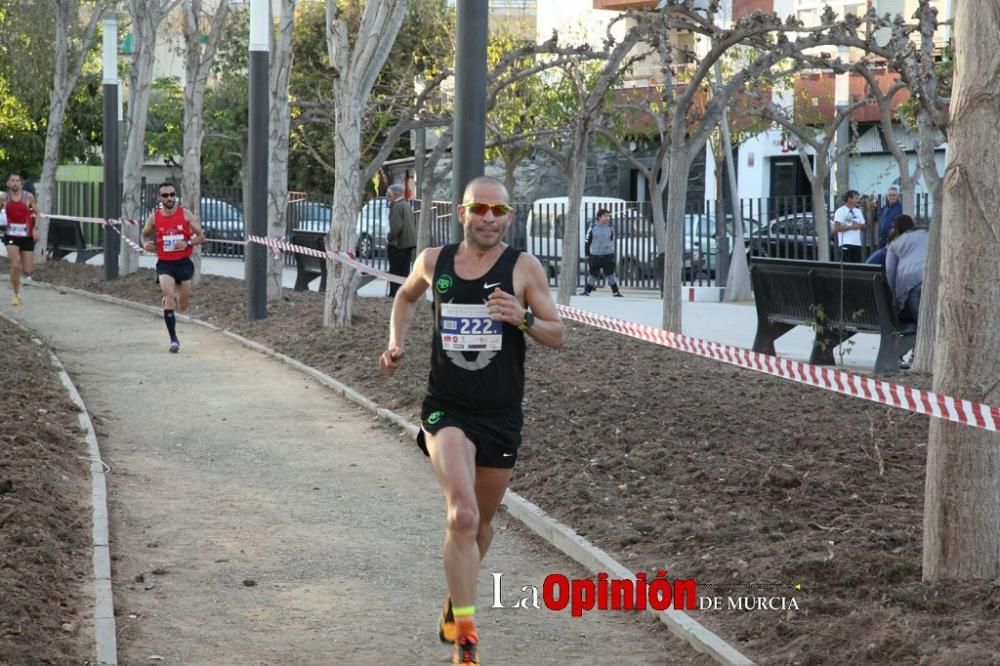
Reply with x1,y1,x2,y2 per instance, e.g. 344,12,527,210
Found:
0,316,92,665
12,258,1000,665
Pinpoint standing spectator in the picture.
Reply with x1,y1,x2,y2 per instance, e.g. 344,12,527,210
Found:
865,186,903,265
386,183,416,297
878,186,903,246
885,214,927,325
580,208,623,297
832,189,866,262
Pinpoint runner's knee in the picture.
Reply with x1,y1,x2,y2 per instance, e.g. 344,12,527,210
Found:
447,502,479,535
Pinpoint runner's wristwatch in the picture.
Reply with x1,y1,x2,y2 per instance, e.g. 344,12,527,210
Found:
517,310,535,332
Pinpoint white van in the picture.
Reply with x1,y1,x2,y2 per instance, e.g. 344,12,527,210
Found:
524,196,631,277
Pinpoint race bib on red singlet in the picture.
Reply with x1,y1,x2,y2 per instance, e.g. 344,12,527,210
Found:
7,223,28,237
440,303,502,351
162,234,184,252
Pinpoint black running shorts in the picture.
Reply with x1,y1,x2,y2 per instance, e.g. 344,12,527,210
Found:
417,398,523,469
3,235,35,252
156,258,195,283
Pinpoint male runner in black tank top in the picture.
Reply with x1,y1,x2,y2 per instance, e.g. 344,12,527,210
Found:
380,176,565,665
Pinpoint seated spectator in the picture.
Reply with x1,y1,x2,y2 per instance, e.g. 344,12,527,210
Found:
884,214,928,324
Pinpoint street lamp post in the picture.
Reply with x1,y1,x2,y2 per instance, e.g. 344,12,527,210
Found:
103,16,121,281
451,0,488,241
246,0,269,320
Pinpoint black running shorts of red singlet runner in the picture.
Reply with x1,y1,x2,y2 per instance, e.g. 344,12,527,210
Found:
417,398,523,469
3,235,35,252
156,258,195,283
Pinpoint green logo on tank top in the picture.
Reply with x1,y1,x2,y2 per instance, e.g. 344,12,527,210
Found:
427,410,444,425
435,274,453,294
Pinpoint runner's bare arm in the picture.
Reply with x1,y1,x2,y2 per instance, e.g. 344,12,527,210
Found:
141,214,157,251
379,247,438,375
185,210,206,248
514,253,565,349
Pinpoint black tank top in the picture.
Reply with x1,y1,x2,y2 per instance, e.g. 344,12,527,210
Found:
427,244,526,414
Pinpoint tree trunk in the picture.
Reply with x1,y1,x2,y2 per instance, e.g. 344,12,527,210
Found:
556,124,589,306
660,141,688,332
36,88,67,264
911,112,945,374
649,179,666,250
267,0,296,301
37,0,101,263
923,0,1000,580
808,157,832,263
36,3,71,264
323,99,363,327
322,0,408,327
503,158,517,203
121,7,161,274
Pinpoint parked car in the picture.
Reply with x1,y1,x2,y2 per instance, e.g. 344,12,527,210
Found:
184,196,243,253
287,198,391,259
747,213,835,260
356,197,390,258
289,200,332,233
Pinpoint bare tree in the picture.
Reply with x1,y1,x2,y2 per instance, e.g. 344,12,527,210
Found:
35,1,107,262
528,22,647,306
895,3,949,374
322,0,409,327
650,0,904,331
855,67,916,214
744,65,872,262
267,0,296,301
414,127,452,255
121,0,183,273
922,0,1000,581
181,0,228,283
830,0,948,373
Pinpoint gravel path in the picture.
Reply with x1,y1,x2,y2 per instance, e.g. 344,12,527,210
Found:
11,285,689,665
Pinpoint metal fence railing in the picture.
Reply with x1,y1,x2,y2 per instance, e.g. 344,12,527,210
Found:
52,180,935,290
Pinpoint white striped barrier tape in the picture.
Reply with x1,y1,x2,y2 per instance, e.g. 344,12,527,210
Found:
37,216,1000,433
553,304,999,433
43,213,248,255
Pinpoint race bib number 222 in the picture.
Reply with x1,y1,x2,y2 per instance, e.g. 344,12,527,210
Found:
440,303,502,351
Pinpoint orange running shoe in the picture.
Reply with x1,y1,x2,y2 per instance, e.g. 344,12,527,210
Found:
453,633,479,665
438,597,456,643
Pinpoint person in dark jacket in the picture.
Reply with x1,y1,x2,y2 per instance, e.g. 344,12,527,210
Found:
580,209,622,297
865,186,903,266
386,183,417,297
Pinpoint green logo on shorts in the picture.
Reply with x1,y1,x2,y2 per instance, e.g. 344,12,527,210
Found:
427,410,444,425
435,274,453,294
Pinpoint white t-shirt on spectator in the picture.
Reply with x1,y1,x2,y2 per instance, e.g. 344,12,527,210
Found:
833,205,865,247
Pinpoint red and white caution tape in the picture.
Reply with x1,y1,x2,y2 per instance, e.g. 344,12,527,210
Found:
43,213,141,226
553,304,999,433
44,213,248,254
36,218,1000,433
243,233,999,433
245,234,404,284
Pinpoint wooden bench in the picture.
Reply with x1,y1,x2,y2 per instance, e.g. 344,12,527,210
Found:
289,230,376,292
750,257,916,375
47,218,103,263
